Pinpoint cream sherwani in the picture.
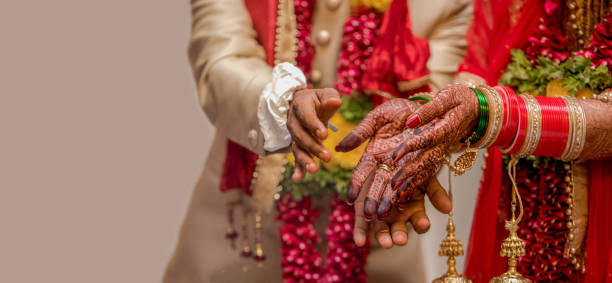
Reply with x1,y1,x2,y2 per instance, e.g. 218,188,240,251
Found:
164,0,472,282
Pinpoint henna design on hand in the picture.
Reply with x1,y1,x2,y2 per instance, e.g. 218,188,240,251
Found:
393,85,479,162
336,99,422,220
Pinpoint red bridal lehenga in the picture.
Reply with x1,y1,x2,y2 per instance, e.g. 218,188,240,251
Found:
458,0,612,282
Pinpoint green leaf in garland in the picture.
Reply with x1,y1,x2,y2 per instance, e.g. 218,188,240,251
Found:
338,92,374,123
279,163,354,201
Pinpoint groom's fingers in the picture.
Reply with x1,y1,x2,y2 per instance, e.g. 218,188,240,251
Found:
425,177,451,214
396,197,430,234
353,178,370,247
374,221,393,249
315,88,342,129
410,209,431,234
291,143,317,182
390,221,409,246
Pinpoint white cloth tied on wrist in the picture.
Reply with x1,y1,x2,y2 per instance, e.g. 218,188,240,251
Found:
258,62,307,152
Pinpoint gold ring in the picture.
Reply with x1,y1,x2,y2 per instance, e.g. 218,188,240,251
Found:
377,229,390,234
377,164,393,173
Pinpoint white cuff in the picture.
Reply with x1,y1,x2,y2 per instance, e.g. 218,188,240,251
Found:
257,62,307,152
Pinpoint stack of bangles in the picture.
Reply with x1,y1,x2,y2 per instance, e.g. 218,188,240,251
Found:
466,85,586,161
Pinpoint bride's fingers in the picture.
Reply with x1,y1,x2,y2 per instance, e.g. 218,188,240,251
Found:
347,158,376,204
404,86,465,128
397,168,438,201
392,118,453,162
374,221,393,249
364,169,391,220
376,183,396,220
335,108,381,153
391,145,445,189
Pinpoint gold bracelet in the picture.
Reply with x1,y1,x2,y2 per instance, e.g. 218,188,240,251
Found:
473,85,504,149
560,96,586,161
515,94,541,158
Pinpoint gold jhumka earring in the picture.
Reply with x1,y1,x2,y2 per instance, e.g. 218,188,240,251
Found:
490,156,531,283
434,155,473,283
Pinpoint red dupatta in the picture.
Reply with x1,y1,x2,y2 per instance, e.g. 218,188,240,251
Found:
361,0,431,106
462,1,612,282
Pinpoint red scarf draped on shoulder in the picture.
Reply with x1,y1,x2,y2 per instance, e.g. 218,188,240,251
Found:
361,0,431,105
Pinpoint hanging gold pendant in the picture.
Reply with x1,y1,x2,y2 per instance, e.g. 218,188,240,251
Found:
490,157,531,283
448,138,478,176
432,212,473,283
489,219,531,283
433,162,473,283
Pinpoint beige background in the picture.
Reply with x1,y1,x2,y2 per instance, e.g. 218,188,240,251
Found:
0,0,482,282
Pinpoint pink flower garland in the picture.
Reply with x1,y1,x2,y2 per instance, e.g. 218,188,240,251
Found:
277,195,370,283
578,10,612,68
334,9,383,97
294,0,316,77
523,0,569,63
515,163,579,281
276,2,378,283
321,196,369,282
277,195,324,282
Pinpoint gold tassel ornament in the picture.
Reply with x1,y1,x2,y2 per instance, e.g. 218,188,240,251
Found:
489,156,531,283
433,158,473,283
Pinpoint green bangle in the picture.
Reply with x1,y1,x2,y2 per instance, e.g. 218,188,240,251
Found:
470,88,489,144
409,96,431,102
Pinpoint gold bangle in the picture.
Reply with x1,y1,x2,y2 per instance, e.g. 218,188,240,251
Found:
560,96,586,161
473,85,504,149
515,94,541,158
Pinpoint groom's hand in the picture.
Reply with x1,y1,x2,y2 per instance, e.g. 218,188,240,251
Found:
353,176,451,249
287,88,341,182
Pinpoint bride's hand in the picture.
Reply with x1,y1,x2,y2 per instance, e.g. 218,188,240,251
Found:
335,99,421,219
392,85,480,162
388,85,480,189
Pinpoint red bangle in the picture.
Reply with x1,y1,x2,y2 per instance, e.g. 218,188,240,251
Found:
532,97,569,157
493,86,519,148
501,94,528,154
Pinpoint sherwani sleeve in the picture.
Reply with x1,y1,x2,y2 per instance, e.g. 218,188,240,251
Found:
188,0,272,156
426,0,473,90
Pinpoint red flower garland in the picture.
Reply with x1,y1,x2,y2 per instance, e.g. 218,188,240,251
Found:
294,0,316,77
514,162,580,282
276,2,378,282
277,195,324,282
321,196,369,282
578,9,612,68
522,0,569,63
334,10,383,97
